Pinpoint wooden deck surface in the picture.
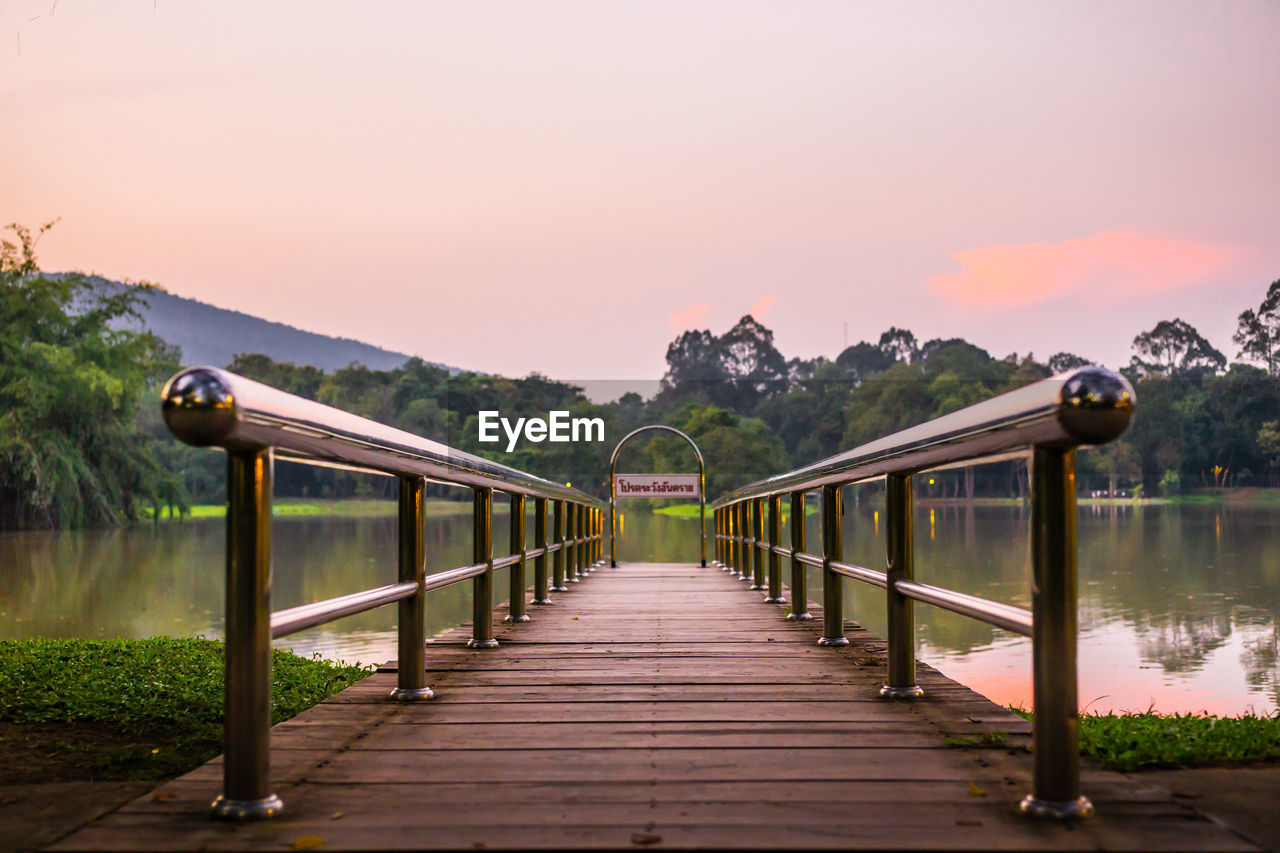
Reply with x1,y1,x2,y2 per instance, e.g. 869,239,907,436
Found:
53,562,1257,851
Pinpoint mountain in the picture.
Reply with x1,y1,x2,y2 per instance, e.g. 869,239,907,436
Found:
70,275,455,373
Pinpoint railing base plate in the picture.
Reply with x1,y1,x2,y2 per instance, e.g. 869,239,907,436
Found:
466,638,500,649
389,686,434,701
503,614,532,623
879,684,924,700
1019,795,1094,820
211,794,283,821
817,637,849,647
786,612,814,621
762,597,785,604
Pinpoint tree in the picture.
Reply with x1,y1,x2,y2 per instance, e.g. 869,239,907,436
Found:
0,221,186,528
659,315,786,414
1130,318,1226,378
878,327,919,364
228,353,324,399
718,315,788,392
1233,279,1280,376
1048,352,1092,373
835,341,892,383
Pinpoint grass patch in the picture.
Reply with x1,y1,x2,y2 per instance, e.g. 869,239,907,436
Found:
0,638,370,782
148,498,478,521
1009,708,1280,771
653,505,705,518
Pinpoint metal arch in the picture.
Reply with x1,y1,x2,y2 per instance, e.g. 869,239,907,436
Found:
609,425,706,568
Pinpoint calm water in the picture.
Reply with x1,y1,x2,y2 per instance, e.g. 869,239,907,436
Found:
2,502,1276,716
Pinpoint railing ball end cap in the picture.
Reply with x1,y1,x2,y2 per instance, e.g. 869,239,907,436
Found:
1057,367,1136,446
162,367,237,447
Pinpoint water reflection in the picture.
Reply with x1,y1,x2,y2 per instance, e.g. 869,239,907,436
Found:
1,502,1277,716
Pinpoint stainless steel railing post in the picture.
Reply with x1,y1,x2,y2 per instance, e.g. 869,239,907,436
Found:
721,507,729,567
506,493,529,623
390,476,432,701
716,504,727,563
730,504,739,574
1022,447,1093,818
765,494,783,603
818,484,848,647
533,497,550,604
750,497,766,590
787,492,812,620
881,474,922,699
468,486,498,649
597,507,604,564
552,500,567,591
737,502,747,581
566,503,579,583
720,508,733,571
211,449,283,820
577,504,588,574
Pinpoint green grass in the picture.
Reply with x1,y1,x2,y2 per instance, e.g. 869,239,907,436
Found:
1009,708,1280,771
654,504,820,518
0,638,371,780
653,505,705,518
148,498,479,521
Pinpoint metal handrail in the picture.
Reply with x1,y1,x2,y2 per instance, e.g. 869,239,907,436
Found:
709,366,1135,820
608,424,707,567
712,367,1132,504
164,366,597,503
161,367,608,821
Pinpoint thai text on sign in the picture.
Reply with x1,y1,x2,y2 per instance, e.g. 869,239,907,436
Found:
614,473,701,499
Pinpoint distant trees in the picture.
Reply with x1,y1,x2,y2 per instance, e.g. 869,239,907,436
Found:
1233,279,1280,376
0,222,186,528
659,315,787,412
1130,318,1226,378
1048,352,1092,374
9,217,1280,528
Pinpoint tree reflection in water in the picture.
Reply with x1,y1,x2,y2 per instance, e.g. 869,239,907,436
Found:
1,502,1277,715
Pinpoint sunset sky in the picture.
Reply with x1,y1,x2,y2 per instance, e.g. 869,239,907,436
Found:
5,1,1278,382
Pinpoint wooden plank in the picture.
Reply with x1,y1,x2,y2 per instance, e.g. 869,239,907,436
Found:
306,746,984,784
52,561,1256,853
288,699,967,724
115,777,1178,814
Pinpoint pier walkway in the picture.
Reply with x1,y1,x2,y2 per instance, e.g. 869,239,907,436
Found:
54,563,1255,851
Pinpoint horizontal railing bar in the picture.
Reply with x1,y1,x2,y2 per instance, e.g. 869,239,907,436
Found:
710,367,1132,507
491,553,523,570
421,562,488,593
829,559,889,589
794,551,824,569
162,367,605,507
894,579,1033,636
771,545,793,559
271,581,419,639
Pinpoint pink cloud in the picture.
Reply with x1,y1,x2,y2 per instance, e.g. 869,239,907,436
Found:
668,300,710,331
929,230,1239,306
751,294,776,318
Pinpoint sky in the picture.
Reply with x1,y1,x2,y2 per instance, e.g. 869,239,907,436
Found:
5,1,1278,381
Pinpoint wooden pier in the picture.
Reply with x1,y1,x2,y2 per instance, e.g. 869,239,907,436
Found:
54,563,1257,851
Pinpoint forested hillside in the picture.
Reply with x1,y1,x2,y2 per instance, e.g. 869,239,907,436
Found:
7,222,1280,527
69,275,443,373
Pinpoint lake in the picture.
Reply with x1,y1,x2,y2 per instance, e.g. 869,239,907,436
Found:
2,500,1276,717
